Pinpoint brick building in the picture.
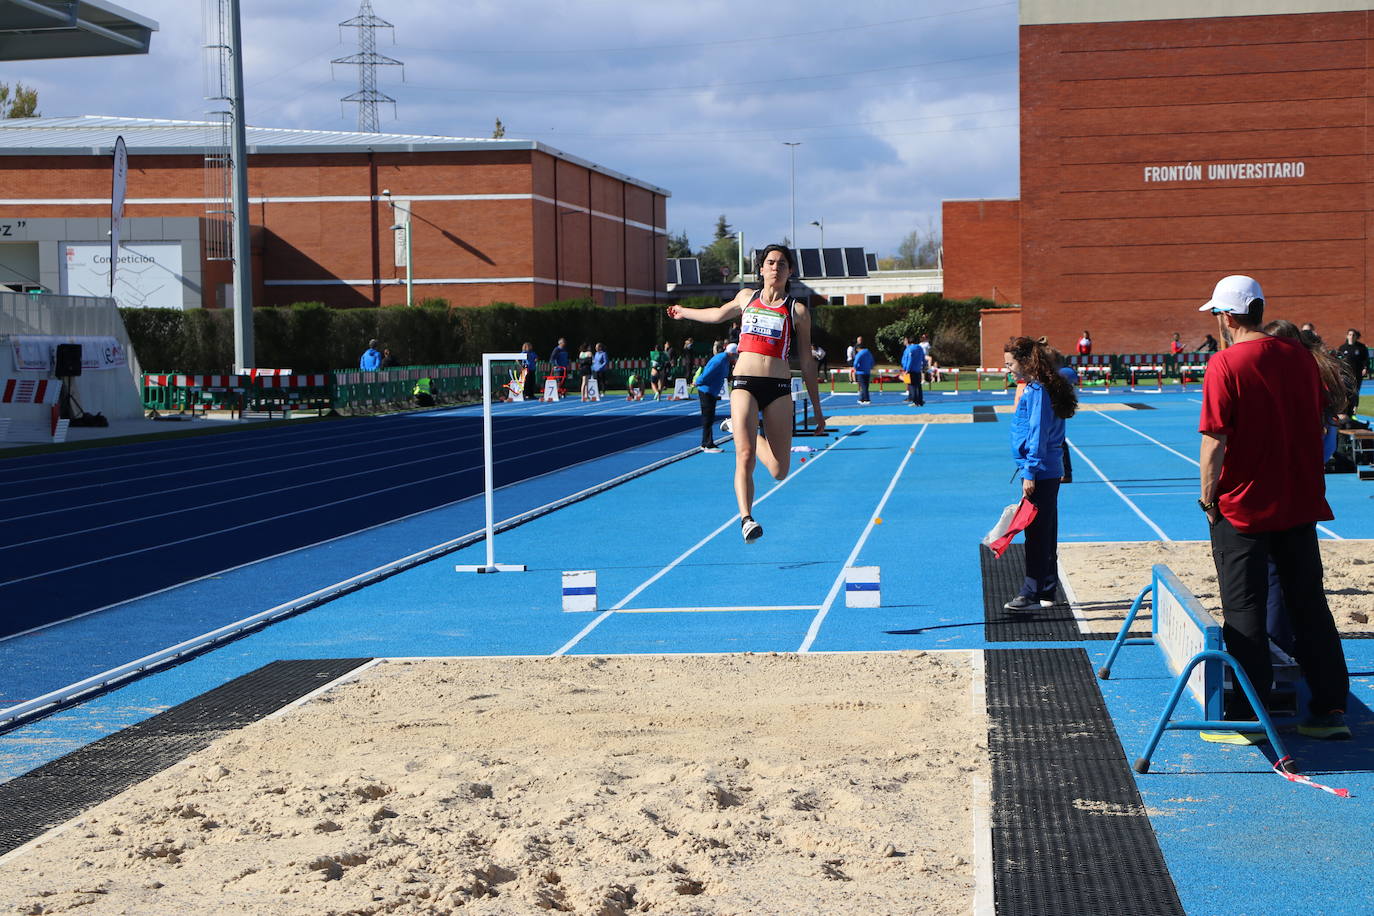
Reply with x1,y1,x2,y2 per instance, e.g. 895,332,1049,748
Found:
0,116,669,310
949,1,1374,359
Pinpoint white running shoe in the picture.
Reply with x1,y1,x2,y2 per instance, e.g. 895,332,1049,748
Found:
719,418,733,433
741,516,763,543
701,446,723,453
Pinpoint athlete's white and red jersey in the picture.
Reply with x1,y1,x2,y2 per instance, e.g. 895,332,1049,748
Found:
737,290,794,360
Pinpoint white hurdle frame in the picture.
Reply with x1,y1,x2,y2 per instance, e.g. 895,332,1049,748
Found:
455,352,529,573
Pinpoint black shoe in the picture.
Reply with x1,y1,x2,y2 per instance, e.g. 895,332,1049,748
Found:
1004,595,1038,611
741,516,763,543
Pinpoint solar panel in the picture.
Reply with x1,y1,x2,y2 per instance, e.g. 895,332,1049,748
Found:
799,248,823,278
866,253,878,271
664,259,679,285
844,247,868,278
678,258,700,285
821,248,846,278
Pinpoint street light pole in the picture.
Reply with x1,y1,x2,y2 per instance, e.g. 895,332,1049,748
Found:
783,142,800,247
810,218,824,249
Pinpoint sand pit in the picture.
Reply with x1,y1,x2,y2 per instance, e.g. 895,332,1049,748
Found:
1061,540,1374,635
0,652,985,916
826,413,970,425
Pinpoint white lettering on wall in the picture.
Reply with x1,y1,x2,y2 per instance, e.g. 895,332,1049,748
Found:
1143,161,1306,183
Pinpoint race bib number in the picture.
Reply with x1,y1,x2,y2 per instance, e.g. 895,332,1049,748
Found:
742,306,785,341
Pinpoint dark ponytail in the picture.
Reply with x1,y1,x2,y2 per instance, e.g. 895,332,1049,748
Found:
1005,336,1077,419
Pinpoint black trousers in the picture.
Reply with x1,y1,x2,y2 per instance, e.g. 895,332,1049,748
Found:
906,376,924,405
699,392,719,447
856,372,871,402
1209,516,1349,716
1020,478,1060,601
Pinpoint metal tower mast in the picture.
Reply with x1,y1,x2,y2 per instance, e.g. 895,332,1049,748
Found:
333,0,403,132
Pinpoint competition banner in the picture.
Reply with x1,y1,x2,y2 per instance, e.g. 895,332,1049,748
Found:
61,241,185,310
9,335,128,373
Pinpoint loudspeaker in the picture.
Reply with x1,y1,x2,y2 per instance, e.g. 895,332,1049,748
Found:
55,343,82,377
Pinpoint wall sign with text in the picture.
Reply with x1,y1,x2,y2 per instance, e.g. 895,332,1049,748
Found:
1142,161,1306,183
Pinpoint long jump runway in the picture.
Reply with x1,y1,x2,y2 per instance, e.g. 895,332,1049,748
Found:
2,388,1373,914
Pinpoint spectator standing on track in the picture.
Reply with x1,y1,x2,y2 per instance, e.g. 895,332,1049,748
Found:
665,243,827,543
1336,330,1369,417
919,334,936,383
577,343,594,399
360,339,382,370
901,334,926,406
1002,336,1077,612
853,337,875,405
680,337,697,387
1076,330,1092,355
550,338,572,393
694,341,736,453
520,342,539,400
846,339,857,365
1197,275,1350,741
591,343,609,393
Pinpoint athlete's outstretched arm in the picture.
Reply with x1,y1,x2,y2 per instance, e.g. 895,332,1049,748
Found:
666,289,749,324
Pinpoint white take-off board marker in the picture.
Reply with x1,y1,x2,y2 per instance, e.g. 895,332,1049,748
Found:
562,570,598,612
844,566,881,608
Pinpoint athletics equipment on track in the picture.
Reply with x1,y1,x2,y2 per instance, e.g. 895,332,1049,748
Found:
562,570,597,612
844,566,880,608
456,352,530,574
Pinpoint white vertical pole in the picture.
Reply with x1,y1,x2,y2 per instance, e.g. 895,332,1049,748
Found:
456,352,527,573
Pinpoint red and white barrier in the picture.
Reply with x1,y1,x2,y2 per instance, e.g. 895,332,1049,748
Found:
2,378,60,405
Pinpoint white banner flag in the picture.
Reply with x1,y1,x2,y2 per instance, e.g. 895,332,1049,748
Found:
110,135,128,294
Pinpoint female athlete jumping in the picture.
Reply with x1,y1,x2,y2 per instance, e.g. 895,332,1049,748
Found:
666,244,826,542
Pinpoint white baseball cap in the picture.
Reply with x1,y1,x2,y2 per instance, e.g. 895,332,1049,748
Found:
1200,275,1264,313
725,343,739,355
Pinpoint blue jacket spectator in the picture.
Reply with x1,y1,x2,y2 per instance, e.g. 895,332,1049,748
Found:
901,342,926,374
695,350,732,398
360,339,382,370
551,339,572,374
852,347,875,373
591,349,608,373
1010,381,1066,480
523,348,538,374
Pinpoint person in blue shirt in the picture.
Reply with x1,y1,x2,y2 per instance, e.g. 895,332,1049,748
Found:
852,337,875,404
359,339,382,370
520,342,539,400
1003,336,1078,611
694,341,737,451
900,334,926,406
591,342,609,393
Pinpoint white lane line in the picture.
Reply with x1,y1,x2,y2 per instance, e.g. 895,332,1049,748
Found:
614,604,821,614
1087,408,1344,540
552,427,863,657
1067,438,1171,542
798,422,930,652
1057,559,1091,633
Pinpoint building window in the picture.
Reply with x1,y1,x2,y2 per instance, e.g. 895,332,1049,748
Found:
829,295,845,306
866,294,882,304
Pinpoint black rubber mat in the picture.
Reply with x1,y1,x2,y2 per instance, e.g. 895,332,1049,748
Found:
1125,403,1157,410
973,405,998,422
986,648,1184,915
983,544,1114,641
0,658,371,855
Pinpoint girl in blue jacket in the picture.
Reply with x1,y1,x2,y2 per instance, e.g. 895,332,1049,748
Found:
1003,336,1078,611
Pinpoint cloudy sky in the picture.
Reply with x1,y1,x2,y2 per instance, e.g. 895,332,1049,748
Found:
11,0,1020,258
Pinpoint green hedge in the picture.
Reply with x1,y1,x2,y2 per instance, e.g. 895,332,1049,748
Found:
121,295,1011,374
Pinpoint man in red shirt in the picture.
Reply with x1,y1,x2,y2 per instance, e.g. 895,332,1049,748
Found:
1198,275,1350,739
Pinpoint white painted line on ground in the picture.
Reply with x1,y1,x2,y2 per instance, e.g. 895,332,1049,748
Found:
798,423,930,652
615,605,821,614
1066,438,1171,542
1087,409,1344,540
970,649,994,916
553,426,863,657
1057,559,1091,633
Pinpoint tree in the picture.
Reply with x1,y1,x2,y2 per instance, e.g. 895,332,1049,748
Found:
697,233,740,284
893,221,941,269
666,230,692,259
0,82,39,119
491,117,505,138
713,214,734,241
